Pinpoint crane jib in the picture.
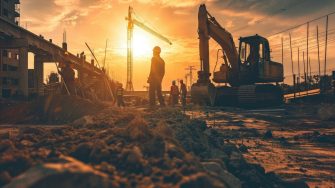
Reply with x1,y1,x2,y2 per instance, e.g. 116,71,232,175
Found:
132,19,172,45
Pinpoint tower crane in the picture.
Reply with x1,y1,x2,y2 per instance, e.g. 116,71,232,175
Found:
125,6,172,91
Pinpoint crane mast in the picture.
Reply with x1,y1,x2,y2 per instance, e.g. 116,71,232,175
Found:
125,6,172,91
126,6,134,91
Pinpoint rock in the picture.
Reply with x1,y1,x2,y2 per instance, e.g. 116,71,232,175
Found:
202,161,241,188
163,170,182,184
279,137,290,146
210,149,229,161
19,127,44,136
0,154,32,177
314,134,335,144
0,171,11,187
141,136,166,157
119,146,146,173
166,143,184,159
71,115,94,128
4,156,115,188
0,140,15,152
283,179,309,188
20,140,34,147
238,144,248,153
0,132,10,139
126,146,143,165
202,161,224,175
180,173,224,188
219,170,242,188
88,142,110,163
70,143,93,163
222,143,239,156
126,117,153,141
317,104,335,120
263,130,273,139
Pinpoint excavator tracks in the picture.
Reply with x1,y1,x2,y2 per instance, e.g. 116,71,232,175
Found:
238,84,283,107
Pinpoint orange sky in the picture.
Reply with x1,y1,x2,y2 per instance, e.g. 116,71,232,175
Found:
21,0,335,90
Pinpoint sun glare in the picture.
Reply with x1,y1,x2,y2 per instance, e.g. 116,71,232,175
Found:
132,28,157,57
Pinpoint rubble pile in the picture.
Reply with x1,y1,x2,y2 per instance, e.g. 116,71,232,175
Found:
0,95,104,124
0,107,307,188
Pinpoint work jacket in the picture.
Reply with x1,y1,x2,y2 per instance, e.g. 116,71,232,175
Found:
170,85,179,96
180,84,187,96
148,56,165,84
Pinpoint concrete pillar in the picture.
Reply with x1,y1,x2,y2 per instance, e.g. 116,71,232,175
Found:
34,55,44,95
0,50,2,98
19,48,28,97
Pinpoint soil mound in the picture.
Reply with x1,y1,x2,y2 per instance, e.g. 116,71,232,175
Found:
0,95,104,124
0,107,307,187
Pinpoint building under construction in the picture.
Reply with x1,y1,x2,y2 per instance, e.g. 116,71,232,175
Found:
0,0,113,99
0,0,20,97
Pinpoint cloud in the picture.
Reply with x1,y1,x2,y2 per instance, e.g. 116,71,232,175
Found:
119,0,206,8
21,0,113,33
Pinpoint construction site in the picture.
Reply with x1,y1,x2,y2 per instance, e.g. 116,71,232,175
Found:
0,0,335,187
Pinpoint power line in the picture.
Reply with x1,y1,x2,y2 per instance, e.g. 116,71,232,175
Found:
267,10,335,38
231,0,308,33
270,28,335,48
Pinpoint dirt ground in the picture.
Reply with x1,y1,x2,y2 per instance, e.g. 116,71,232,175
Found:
187,100,335,188
0,96,312,188
0,95,333,187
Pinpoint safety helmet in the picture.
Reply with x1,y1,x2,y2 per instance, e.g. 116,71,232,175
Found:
153,46,161,53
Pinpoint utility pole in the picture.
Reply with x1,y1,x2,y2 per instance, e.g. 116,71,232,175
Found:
103,39,108,68
185,66,196,87
316,26,321,78
289,33,295,98
303,51,307,91
324,15,329,76
297,47,300,87
281,37,284,66
306,22,309,85
185,73,189,90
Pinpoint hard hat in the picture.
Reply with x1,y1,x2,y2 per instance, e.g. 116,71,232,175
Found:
153,46,161,53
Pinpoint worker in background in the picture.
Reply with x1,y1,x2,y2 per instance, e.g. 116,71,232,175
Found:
180,80,187,107
170,80,179,106
61,63,75,95
116,83,125,107
147,46,165,107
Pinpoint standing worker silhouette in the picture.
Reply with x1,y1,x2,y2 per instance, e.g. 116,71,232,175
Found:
180,80,187,107
147,46,165,107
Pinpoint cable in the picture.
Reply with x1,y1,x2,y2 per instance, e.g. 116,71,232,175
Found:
231,0,308,33
267,10,335,38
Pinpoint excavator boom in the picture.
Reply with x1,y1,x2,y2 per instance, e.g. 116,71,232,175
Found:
198,4,239,84
192,4,284,106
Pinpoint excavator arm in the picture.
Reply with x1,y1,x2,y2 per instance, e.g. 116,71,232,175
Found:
192,4,284,106
198,4,239,85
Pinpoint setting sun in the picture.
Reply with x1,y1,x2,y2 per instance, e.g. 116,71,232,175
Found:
132,28,157,57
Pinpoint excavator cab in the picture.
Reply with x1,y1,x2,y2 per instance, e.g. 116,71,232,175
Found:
238,35,283,84
213,35,283,85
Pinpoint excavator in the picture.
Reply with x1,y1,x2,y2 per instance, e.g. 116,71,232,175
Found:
191,4,284,106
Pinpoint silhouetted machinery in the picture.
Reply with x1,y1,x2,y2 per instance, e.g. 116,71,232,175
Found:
191,4,284,106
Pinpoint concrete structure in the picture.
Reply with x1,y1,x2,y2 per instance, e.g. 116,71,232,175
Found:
0,1,107,98
0,0,20,24
0,0,20,97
